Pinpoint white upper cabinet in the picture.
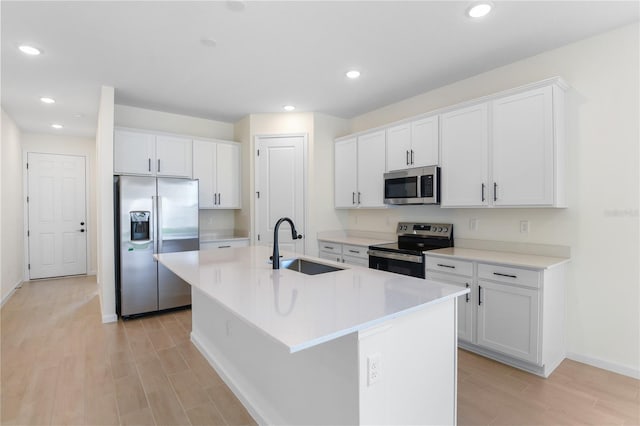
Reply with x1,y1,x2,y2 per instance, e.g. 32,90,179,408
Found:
114,128,192,178
440,79,567,208
357,130,386,208
440,103,489,207
334,137,358,208
155,135,193,177
386,123,412,171
386,116,439,172
114,129,156,176
334,131,386,209
492,86,556,206
193,139,241,209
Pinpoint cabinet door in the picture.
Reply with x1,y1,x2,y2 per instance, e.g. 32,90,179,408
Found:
357,130,386,208
386,123,412,172
440,103,489,207
114,129,155,175
156,135,192,177
192,140,216,208
216,142,241,209
411,116,439,167
476,280,540,364
426,271,474,343
334,137,358,208
492,86,554,206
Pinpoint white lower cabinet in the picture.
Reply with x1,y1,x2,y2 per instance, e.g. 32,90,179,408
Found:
476,280,540,364
426,254,565,377
318,241,369,267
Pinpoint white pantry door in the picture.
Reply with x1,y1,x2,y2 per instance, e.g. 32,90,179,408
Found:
27,153,87,279
255,135,305,255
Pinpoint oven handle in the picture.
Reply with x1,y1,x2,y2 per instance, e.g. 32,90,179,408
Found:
367,250,424,264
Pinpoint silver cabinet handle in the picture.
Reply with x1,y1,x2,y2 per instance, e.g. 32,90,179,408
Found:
410,149,414,165
218,193,221,205
357,192,361,204
148,158,151,172
465,283,470,303
323,246,334,250
494,182,498,202
348,249,359,254
481,183,485,202
157,159,161,173
478,285,483,305
406,150,410,165
352,192,356,204
218,245,231,248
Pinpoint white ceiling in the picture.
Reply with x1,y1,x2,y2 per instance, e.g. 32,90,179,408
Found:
2,1,638,138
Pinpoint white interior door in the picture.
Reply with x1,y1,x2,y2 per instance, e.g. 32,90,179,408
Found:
27,153,87,279
256,135,305,256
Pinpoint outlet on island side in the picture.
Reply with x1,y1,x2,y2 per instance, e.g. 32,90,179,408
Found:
367,353,382,386
469,218,478,231
520,220,530,234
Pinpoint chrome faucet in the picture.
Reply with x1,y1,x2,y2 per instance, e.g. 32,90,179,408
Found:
272,217,302,269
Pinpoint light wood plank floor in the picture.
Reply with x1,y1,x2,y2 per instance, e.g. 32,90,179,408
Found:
1,276,639,425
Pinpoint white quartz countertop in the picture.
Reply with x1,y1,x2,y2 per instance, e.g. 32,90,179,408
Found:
316,231,394,247
156,246,467,353
426,247,570,269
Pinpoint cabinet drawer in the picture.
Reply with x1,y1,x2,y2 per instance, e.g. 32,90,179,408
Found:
318,241,342,254
342,254,369,267
426,256,473,277
478,263,540,288
342,244,368,259
200,240,249,250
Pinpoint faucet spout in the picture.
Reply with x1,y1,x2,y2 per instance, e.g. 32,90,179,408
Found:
272,217,302,269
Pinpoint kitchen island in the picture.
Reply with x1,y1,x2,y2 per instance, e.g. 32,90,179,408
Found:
156,246,468,425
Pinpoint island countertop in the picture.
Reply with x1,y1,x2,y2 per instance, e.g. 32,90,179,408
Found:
156,246,468,353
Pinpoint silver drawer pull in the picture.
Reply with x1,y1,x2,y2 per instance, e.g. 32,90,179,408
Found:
494,272,517,279
437,263,456,269
348,249,359,254
218,245,231,248
323,246,334,250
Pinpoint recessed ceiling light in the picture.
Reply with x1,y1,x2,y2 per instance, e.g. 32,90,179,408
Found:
40,97,55,104
51,124,63,129
283,105,295,112
346,70,361,79
200,37,217,48
19,45,41,55
467,2,493,18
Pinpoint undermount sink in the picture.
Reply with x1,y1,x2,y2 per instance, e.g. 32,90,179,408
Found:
280,258,345,275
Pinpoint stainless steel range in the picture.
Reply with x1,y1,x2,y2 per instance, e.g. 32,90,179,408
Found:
368,222,454,278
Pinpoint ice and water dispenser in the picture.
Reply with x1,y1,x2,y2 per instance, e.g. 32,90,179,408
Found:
130,211,150,241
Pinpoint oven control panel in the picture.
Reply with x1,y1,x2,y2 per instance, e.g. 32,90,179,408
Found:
397,222,453,238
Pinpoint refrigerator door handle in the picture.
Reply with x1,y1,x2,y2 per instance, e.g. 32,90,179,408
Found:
151,195,158,257
157,196,164,253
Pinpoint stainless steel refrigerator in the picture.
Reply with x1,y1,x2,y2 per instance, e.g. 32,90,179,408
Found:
114,175,199,318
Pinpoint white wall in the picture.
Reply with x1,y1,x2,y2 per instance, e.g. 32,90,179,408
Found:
21,134,97,275
346,24,639,377
114,104,234,140
234,113,349,255
96,86,116,322
1,109,24,304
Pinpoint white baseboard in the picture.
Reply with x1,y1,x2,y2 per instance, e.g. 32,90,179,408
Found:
566,352,640,379
1,280,23,308
102,313,118,323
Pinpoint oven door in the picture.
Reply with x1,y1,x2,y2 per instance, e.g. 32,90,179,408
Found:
368,250,425,278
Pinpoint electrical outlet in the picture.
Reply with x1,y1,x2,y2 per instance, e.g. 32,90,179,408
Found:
367,353,382,386
520,220,530,234
469,218,478,231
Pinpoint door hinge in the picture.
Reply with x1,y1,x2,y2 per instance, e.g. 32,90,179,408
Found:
257,234,261,241
26,196,29,203
27,230,30,237
257,149,260,156
256,191,260,198
26,162,29,169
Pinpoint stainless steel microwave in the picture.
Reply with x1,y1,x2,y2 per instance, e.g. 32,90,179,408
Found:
383,165,440,205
